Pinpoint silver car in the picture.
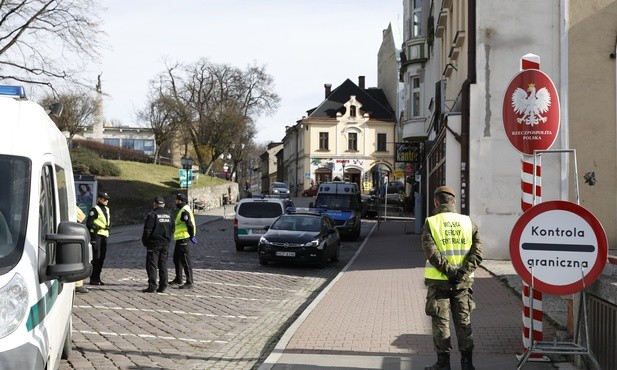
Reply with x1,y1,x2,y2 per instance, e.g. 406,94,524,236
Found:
269,182,290,198
233,197,294,251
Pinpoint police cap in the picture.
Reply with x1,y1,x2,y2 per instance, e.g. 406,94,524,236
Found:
434,186,455,197
154,196,165,205
98,192,110,200
176,193,188,203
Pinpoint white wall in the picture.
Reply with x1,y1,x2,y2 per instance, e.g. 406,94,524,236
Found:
470,0,564,259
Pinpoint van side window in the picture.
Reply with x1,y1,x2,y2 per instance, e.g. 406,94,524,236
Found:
0,155,30,272
55,165,69,221
39,165,57,242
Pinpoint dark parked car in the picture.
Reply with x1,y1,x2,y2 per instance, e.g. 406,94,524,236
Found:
370,181,405,196
302,184,319,197
258,211,341,267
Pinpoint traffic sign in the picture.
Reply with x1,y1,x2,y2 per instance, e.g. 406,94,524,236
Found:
179,169,192,188
510,201,607,295
502,69,560,155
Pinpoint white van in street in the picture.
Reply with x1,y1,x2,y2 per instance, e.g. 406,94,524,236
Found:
0,85,92,369
233,197,294,251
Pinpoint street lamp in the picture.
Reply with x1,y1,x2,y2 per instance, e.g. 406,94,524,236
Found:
342,160,347,181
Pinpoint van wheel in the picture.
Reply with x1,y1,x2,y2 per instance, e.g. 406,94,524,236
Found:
61,317,72,360
235,243,244,252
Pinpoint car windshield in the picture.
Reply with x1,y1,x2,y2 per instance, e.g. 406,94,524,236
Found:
272,215,321,232
238,202,283,218
272,183,288,190
0,155,30,272
314,194,356,210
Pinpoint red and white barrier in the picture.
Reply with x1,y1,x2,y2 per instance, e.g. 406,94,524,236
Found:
520,53,543,353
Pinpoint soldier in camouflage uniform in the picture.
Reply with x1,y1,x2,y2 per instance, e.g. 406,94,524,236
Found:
421,186,483,370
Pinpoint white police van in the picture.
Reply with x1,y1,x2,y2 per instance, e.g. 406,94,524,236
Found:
0,85,92,369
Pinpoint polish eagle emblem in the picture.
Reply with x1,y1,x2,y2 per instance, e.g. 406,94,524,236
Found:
511,82,551,126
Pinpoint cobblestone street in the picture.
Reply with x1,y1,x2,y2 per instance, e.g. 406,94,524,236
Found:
60,216,373,369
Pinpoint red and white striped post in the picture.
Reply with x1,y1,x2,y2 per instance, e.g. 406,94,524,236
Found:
519,53,543,353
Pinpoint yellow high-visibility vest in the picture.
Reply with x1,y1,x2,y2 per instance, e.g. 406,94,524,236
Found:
90,205,110,237
174,204,195,240
424,212,473,280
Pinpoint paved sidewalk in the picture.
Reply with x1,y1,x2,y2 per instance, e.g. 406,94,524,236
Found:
259,220,577,370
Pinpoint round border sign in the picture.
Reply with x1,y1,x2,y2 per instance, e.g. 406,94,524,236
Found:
502,69,560,155
509,201,607,295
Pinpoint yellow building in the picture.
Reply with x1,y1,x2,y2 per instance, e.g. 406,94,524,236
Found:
282,77,396,195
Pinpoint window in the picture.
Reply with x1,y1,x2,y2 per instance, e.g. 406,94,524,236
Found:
377,133,387,151
0,155,30,273
348,133,357,151
104,138,120,147
55,165,69,222
122,139,134,150
411,0,422,38
349,105,356,117
319,132,329,150
411,76,421,117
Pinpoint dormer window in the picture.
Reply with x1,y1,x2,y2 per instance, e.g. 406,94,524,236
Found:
349,105,357,117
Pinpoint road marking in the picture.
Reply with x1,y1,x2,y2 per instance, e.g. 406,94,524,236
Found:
75,330,228,344
75,304,258,319
118,276,305,292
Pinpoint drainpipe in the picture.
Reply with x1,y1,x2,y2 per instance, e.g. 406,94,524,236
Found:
460,0,476,215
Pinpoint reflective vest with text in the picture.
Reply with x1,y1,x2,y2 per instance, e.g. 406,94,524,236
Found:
424,212,473,280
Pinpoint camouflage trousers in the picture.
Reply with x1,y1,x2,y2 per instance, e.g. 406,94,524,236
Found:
425,285,476,354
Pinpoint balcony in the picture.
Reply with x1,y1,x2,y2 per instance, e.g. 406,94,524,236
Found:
453,30,466,48
435,10,448,38
402,118,428,140
443,63,457,77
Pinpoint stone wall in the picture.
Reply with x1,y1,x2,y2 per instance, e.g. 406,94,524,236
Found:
189,182,240,211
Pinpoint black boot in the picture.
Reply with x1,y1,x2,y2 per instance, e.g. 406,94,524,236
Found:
461,350,475,370
425,353,451,370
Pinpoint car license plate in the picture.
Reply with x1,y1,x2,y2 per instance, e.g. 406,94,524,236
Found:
252,228,266,234
276,251,295,257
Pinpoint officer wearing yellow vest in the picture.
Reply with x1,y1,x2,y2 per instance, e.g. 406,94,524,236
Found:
86,192,111,286
170,193,197,289
422,186,482,370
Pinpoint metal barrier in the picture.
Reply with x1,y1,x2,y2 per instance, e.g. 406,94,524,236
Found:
588,284,617,370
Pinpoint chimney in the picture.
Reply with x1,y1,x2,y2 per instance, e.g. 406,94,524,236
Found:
358,75,365,89
324,83,332,98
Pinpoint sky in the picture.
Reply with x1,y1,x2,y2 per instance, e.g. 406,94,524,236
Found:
99,0,403,144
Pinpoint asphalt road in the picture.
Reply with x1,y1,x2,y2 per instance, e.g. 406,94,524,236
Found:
60,197,374,370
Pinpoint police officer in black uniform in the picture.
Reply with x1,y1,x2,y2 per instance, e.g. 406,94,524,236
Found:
141,196,173,293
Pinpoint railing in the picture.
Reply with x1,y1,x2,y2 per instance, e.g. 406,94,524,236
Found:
586,254,617,369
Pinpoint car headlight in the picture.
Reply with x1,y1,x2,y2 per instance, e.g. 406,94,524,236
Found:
0,273,28,338
345,216,358,227
304,239,323,249
259,236,271,245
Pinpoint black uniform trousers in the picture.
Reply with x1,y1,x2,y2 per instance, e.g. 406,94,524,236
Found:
90,233,107,283
172,238,193,284
146,244,169,290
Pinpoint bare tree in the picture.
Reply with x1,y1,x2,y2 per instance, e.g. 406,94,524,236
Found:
138,79,184,164
160,59,280,175
40,92,96,146
0,1,104,92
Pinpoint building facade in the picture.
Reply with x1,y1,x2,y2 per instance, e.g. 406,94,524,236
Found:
282,77,396,195
402,0,566,259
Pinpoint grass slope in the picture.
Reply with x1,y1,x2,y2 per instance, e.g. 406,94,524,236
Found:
96,160,228,225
